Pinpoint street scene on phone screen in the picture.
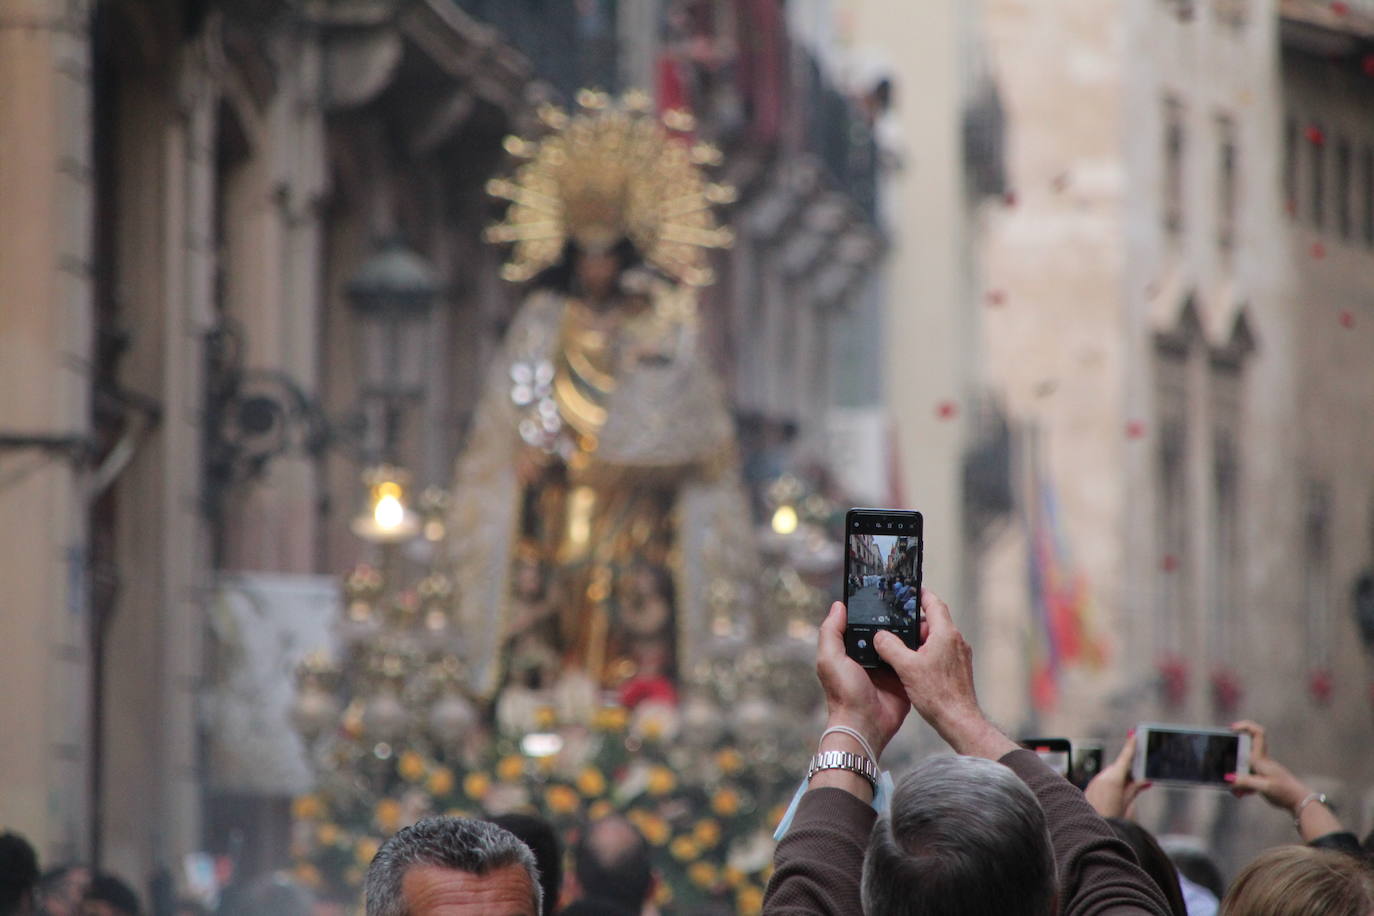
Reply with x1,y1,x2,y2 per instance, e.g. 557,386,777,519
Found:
847,533,920,627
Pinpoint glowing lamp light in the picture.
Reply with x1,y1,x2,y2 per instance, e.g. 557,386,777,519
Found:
771,504,799,535
351,466,421,544
520,732,564,758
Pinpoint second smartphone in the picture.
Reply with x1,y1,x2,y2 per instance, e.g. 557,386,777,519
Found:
843,508,923,668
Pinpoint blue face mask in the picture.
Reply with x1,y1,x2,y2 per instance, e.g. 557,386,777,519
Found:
772,768,896,841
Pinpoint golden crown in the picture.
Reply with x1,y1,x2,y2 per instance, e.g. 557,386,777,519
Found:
484,89,735,288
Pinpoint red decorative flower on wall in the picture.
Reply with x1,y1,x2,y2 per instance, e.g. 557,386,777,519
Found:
1156,654,1189,707
1308,668,1333,705
1210,666,1243,714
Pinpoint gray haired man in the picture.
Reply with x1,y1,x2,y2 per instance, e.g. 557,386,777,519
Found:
364,817,542,916
764,590,1172,915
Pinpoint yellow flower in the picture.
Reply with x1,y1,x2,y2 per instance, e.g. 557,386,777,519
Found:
692,818,721,848
654,881,674,907
711,787,741,817
355,837,381,867
738,884,764,915
315,823,341,847
344,866,364,888
715,747,743,774
537,754,558,774
669,836,699,862
293,863,322,889
497,755,525,783
588,799,614,821
723,865,747,889
639,815,670,846
638,716,665,741
397,751,427,783
427,766,455,797
464,772,491,800
625,808,649,828
534,705,557,728
291,794,324,821
593,706,629,731
647,765,676,796
374,799,402,833
577,767,607,797
688,861,717,889
545,784,580,815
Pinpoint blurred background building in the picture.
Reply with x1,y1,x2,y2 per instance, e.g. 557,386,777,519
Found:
1,0,1371,906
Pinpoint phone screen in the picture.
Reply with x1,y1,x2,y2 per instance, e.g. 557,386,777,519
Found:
1020,738,1072,777
1142,729,1239,785
844,509,923,668
1070,744,1104,789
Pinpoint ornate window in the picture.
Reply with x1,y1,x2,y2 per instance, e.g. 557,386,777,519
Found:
1336,137,1353,241
1309,121,1326,229
1154,335,1191,658
1303,481,1332,673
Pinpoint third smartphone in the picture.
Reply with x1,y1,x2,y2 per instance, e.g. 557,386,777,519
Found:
1132,723,1251,788
843,508,923,668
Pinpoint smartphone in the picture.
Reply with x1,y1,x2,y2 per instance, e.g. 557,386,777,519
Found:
1019,737,1072,777
843,508,923,668
1070,741,1105,790
1132,723,1251,788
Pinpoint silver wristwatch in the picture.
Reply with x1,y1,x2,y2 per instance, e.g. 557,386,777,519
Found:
807,749,879,790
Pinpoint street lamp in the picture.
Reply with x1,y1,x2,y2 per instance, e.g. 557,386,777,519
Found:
345,236,439,545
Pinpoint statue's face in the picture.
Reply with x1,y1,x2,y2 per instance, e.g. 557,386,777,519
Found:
575,249,619,301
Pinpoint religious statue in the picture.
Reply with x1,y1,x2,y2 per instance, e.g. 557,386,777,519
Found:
448,90,759,705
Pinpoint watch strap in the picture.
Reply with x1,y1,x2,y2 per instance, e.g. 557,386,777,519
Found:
807,749,879,790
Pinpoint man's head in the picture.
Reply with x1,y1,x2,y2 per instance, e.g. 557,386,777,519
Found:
39,866,90,916
572,815,652,912
364,817,541,916
861,755,1056,916
80,873,140,916
0,832,39,916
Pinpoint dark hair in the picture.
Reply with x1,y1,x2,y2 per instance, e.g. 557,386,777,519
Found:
1105,819,1187,916
530,239,642,294
1164,843,1225,901
488,813,562,916
573,816,652,911
363,817,541,916
0,832,39,916
85,872,141,915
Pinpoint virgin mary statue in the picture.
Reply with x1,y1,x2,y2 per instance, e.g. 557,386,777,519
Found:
447,90,758,704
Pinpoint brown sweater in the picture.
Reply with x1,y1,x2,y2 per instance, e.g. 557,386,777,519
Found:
763,749,1173,915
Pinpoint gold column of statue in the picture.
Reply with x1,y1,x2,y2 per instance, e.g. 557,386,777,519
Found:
446,90,758,709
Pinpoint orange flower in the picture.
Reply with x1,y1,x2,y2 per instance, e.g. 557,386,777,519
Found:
427,767,455,797
374,799,402,833
464,772,491,800
291,794,324,821
497,755,525,783
711,787,741,817
723,865,747,889
587,799,614,821
315,823,341,847
692,818,721,848
354,837,381,867
293,863,322,889
688,861,718,889
715,747,744,774
738,884,764,915
534,706,557,729
654,881,674,907
647,766,676,796
577,767,607,797
397,751,427,783
639,814,670,846
593,706,629,731
545,784,580,815
669,836,700,862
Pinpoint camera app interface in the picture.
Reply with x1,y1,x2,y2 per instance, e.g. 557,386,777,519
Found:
1144,731,1239,784
846,529,921,636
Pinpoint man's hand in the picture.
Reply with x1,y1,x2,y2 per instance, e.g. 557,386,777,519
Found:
1084,732,1151,819
815,602,910,760
872,589,1016,760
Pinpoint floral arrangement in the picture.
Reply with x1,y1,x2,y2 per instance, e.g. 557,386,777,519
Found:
289,700,796,914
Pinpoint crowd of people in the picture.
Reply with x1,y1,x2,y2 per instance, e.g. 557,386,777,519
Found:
4,587,1371,915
